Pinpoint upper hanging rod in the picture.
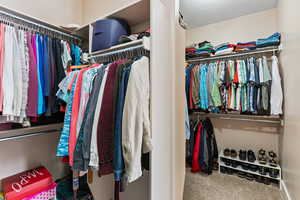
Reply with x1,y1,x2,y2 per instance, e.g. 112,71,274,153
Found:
89,39,146,59
186,46,280,63
0,6,80,40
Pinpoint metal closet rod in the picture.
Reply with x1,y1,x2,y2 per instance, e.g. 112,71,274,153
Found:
192,114,281,124
89,44,145,59
0,129,59,142
209,116,281,124
0,9,80,40
187,47,280,63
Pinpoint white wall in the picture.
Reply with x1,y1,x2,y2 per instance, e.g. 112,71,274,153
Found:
81,0,137,25
278,0,300,199
186,9,280,153
186,9,278,47
0,0,82,26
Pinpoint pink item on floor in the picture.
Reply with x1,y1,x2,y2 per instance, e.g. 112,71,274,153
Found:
22,183,57,200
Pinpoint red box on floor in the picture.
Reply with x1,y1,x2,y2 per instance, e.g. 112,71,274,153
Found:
1,166,53,200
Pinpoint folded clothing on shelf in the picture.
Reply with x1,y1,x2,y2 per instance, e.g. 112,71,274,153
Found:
234,41,257,51
118,28,150,44
256,32,281,48
214,43,236,55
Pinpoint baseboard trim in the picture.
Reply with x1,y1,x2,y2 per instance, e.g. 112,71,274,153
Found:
281,181,292,200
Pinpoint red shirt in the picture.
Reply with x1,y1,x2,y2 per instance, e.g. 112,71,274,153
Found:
191,123,202,172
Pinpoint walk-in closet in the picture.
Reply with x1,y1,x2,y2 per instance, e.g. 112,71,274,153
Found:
0,0,299,200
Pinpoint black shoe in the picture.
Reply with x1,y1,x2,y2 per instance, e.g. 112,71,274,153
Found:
224,159,231,166
239,150,247,161
249,165,258,172
255,175,264,183
227,168,234,175
231,160,238,168
263,177,271,185
220,166,227,174
247,150,256,163
245,173,254,181
259,167,268,175
237,172,246,179
269,169,279,178
241,163,250,170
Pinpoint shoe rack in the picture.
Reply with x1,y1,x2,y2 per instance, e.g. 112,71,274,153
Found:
218,150,282,189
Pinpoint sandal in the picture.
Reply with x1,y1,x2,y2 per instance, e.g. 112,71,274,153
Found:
258,149,268,165
224,148,230,157
268,151,278,167
230,149,238,158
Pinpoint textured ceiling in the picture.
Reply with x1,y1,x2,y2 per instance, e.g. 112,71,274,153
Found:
180,0,278,29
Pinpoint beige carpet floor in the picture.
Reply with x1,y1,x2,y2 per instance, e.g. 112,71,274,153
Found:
183,169,282,200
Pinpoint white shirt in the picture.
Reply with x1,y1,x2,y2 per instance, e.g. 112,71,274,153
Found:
122,56,152,183
270,55,283,115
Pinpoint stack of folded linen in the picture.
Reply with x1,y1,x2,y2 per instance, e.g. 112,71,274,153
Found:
186,47,197,59
234,41,257,52
214,43,236,55
256,32,281,48
194,41,215,57
194,45,215,57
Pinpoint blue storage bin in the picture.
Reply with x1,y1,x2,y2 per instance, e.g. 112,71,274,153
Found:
92,19,130,52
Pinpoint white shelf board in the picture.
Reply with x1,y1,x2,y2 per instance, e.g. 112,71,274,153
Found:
219,162,280,181
220,151,281,170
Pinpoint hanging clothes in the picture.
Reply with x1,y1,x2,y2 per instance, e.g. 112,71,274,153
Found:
187,117,218,175
56,56,152,189
186,54,282,116
0,22,82,126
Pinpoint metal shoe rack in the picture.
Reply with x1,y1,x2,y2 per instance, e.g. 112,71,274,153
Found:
218,150,282,189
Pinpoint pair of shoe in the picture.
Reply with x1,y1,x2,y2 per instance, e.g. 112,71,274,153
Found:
220,166,234,175
258,149,279,167
237,172,254,181
239,150,256,162
224,148,237,158
255,176,271,185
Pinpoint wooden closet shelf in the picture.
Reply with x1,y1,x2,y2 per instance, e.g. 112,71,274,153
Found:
190,112,282,124
0,123,63,142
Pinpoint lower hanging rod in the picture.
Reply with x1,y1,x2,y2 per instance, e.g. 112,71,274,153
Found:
0,129,60,142
210,116,281,124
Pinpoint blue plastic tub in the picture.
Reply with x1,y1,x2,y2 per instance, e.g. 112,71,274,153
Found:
92,19,130,52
